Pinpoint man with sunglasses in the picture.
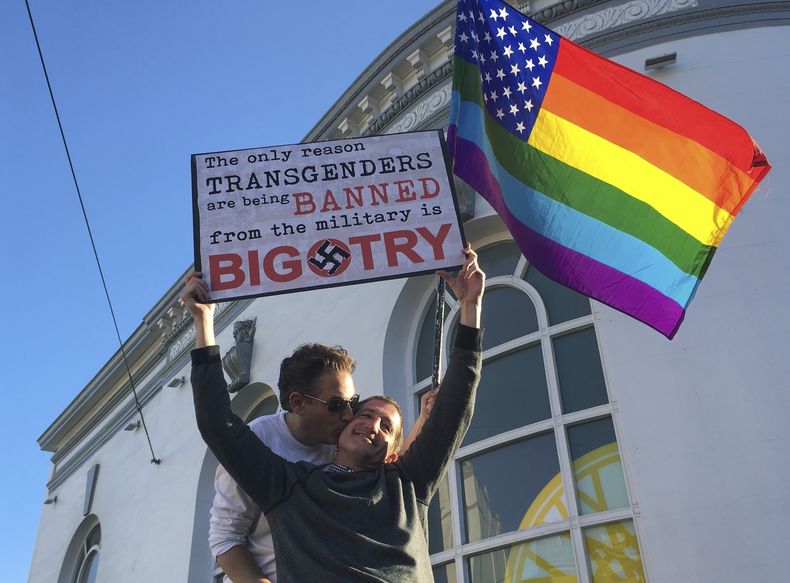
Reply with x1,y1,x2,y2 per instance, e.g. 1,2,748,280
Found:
209,341,354,583
187,245,483,582
183,275,436,583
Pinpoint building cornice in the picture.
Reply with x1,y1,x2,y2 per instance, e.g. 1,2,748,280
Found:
305,0,788,143
363,62,454,136
580,1,790,52
304,2,457,141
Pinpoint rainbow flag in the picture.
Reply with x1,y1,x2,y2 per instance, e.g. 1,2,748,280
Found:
448,0,770,338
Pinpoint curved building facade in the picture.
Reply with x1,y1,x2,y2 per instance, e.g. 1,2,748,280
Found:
29,1,789,582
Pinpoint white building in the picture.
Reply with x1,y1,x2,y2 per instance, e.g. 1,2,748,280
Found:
29,1,789,581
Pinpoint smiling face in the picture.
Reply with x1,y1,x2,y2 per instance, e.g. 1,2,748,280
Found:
335,398,403,470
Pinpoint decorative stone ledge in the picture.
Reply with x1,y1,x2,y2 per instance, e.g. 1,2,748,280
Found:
381,72,404,107
436,25,455,61
338,117,361,138
532,0,607,24
156,300,189,341
407,48,430,82
363,61,454,137
357,95,382,132
577,0,790,50
382,80,452,135
551,0,700,41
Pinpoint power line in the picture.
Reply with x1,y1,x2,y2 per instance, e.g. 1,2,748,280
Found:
25,0,161,465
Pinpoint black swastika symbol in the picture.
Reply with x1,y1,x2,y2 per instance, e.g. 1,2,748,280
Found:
308,240,351,276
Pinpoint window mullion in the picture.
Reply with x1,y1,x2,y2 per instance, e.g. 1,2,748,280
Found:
570,525,593,583
553,418,580,522
447,459,465,581
542,329,564,422
547,327,590,581
457,519,575,556
514,255,528,278
542,325,582,522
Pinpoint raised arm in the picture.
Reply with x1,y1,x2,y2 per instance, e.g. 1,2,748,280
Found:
182,273,272,583
182,275,290,516
400,246,485,499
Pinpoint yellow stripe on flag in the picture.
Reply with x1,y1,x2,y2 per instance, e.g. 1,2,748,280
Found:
528,109,734,246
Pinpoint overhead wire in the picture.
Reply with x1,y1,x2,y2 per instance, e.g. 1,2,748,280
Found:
24,0,161,464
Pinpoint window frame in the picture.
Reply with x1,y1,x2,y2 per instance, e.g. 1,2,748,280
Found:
74,546,99,583
408,236,645,583
69,523,101,583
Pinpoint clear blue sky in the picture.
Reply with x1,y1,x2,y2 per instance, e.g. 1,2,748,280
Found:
0,1,439,579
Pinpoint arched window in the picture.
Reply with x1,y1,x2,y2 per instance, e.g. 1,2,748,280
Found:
244,394,279,423
411,240,647,583
72,524,100,583
57,516,101,583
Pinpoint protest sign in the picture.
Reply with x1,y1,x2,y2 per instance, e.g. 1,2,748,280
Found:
192,130,466,301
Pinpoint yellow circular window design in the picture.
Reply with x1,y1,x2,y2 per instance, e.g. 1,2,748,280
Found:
503,443,645,583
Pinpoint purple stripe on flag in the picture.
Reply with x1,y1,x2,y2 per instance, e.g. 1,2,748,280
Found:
449,128,685,338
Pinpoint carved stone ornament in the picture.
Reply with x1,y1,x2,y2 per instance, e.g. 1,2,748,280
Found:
364,62,453,137
553,0,700,41
384,80,452,135
222,318,257,393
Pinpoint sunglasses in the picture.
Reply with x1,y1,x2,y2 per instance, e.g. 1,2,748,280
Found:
301,393,360,413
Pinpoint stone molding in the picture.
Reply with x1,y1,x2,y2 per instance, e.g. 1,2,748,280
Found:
358,60,453,136
532,0,615,23
380,78,453,136
320,0,789,141
305,2,457,141
580,1,790,50
552,0,700,41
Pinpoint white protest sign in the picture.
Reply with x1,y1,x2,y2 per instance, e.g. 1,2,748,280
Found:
191,130,466,301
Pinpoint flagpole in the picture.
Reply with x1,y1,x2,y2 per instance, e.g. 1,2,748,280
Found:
432,278,446,390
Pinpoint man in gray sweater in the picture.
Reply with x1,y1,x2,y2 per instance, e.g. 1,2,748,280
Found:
187,245,484,582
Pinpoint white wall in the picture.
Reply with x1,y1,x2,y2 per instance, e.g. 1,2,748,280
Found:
28,363,210,582
597,25,790,582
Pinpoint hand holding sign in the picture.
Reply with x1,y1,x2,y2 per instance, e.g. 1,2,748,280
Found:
438,244,485,329
180,272,216,348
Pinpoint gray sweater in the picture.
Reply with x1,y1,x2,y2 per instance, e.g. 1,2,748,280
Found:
192,325,482,582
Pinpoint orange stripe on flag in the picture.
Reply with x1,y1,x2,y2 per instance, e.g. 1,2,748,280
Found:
553,40,766,181
541,73,755,216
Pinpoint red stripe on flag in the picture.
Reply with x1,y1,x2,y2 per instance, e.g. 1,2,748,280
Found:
553,40,770,181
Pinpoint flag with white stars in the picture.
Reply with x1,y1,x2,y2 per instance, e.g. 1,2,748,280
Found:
448,0,770,339
453,0,557,140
